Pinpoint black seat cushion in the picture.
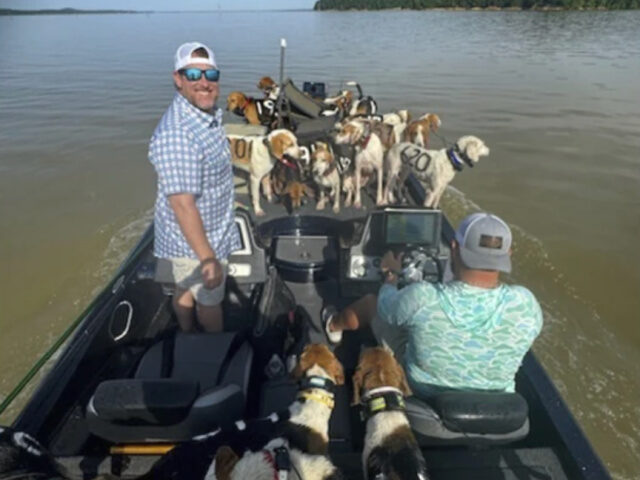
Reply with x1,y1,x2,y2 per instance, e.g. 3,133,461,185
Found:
91,379,199,425
86,332,253,443
406,393,530,447
431,391,528,434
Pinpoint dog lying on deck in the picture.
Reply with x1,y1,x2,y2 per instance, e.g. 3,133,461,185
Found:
226,91,276,126
210,344,346,480
227,129,302,216
352,347,430,480
384,135,490,208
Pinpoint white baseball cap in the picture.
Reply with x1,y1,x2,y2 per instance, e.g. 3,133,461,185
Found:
174,42,217,71
455,213,512,273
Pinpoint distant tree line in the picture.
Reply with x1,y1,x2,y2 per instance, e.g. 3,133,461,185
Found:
314,0,639,9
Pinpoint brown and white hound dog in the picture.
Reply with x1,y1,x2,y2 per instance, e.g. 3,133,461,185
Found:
211,344,345,480
228,129,302,216
352,347,430,480
226,91,276,126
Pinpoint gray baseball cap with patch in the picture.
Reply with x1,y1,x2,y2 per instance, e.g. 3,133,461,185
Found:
455,213,512,273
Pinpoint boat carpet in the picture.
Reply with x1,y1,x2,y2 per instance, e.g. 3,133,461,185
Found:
54,446,568,479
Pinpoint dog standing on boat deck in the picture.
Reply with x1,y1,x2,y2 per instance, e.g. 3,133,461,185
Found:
404,113,442,148
311,141,343,214
226,91,276,126
352,347,430,480
334,119,385,208
227,129,302,216
384,135,490,207
257,76,280,101
210,344,345,479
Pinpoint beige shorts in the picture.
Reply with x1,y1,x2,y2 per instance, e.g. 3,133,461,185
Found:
371,314,408,361
155,257,228,307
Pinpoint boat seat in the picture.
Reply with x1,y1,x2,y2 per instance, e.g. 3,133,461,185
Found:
86,332,253,443
405,391,529,446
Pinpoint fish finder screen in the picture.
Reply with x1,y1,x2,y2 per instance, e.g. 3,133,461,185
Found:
385,212,439,247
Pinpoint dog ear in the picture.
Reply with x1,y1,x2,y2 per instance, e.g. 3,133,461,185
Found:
351,368,363,405
269,134,285,159
214,445,239,480
328,356,345,386
395,361,413,397
291,346,311,380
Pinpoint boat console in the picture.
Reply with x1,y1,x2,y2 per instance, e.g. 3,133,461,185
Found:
345,207,447,285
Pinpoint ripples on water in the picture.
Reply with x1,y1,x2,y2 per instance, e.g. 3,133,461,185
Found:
0,10,639,479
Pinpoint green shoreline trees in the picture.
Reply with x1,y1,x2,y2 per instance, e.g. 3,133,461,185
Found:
314,0,638,9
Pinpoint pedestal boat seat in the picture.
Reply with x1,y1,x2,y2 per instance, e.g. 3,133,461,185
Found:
86,332,252,443
406,391,530,446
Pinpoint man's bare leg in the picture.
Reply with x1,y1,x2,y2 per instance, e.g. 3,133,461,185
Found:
197,303,224,333
173,288,196,332
328,294,378,333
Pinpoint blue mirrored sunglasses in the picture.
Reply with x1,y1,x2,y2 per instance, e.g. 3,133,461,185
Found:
179,68,220,82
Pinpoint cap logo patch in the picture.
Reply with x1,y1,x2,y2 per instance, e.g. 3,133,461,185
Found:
479,235,503,249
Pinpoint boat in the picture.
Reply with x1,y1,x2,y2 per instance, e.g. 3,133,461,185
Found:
0,67,611,479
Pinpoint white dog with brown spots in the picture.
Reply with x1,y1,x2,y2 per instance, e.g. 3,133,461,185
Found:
227,129,301,216
384,135,489,207
334,119,385,208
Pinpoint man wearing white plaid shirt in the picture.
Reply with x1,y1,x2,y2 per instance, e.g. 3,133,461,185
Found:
149,42,240,333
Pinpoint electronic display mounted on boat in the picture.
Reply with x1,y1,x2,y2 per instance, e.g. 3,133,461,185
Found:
383,208,442,253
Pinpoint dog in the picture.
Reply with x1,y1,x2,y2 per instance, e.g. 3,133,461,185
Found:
310,141,342,214
404,113,442,148
352,347,429,480
334,119,385,208
257,76,280,101
270,157,314,212
210,344,345,479
228,129,302,216
323,90,354,118
226,91,276,126
382,109,411,126
384,135,489,208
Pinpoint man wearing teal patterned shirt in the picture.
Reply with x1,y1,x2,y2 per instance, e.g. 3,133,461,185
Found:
323,213,543,398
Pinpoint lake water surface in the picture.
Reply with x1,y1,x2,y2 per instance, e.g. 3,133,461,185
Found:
0,10,639,478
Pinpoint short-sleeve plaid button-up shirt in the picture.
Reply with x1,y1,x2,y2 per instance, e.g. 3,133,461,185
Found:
149,93,240,260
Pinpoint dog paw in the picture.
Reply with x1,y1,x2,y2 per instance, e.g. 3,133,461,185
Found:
354,200,362,209
255,208,266,217
333,205,340,214
316,201,326,210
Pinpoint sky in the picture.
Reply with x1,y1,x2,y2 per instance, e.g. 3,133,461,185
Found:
0,0,317,11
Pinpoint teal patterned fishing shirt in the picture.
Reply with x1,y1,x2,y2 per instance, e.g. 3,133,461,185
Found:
377,281,543,397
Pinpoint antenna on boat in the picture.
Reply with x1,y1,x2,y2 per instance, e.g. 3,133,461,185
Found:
279,38,286,87
276,38,287,128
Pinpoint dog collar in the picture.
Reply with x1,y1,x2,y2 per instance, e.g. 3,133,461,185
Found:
297,390,335,409
299,375,335,393
361,388,406,420
446,148,465,172
262,443,290,480
358,133,371,149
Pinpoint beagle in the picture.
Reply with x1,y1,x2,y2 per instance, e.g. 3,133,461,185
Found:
228,129,302,216
384,135,489,208
352,347,430,480
226,91,276,126
334,119,385,208
211,344,346,480
257,76,280,101
311,141,342,214
404,113,442,148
